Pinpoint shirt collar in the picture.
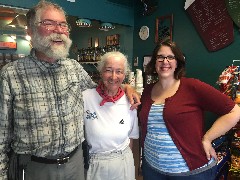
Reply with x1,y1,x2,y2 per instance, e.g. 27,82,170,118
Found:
30,48,64,72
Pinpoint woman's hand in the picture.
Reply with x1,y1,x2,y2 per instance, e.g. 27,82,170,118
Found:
202,104,240,161
202,136,217,161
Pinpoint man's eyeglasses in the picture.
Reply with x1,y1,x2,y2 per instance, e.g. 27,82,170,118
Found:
38,20,70,32
156,55,175,62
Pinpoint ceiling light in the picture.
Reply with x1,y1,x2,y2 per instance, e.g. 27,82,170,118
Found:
99,22,115,31
1,34,16,40
7,14,27,28
76,18,92,27
2,33,31,41
25,35,31,41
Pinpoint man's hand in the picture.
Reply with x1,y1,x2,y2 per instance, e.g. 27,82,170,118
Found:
123,84,141,110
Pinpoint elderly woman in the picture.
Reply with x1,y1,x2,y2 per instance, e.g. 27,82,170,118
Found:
82,51,139,180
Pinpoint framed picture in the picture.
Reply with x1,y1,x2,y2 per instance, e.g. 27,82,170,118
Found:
106,34,120,46
143,55,159,85
143,55,152,72
155,14,173,43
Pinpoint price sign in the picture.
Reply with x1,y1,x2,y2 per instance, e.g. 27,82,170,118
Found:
0,42,17,49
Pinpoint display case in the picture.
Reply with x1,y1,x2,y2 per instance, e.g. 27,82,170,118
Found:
212,134,232,180
217,60,240,179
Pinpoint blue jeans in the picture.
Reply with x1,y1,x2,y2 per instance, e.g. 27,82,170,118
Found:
142,157,217,180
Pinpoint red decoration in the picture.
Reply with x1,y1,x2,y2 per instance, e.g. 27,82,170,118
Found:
0,42,17,49
186,0,234,51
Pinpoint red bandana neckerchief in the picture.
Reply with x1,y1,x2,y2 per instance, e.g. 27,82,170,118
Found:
96,82,125,106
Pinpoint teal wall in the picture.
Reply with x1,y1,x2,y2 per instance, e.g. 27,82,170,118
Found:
133,0,240,129
0,32,31,56
0,0,134,26
69,20,133,63
0,10,31,55
2,0,238,86
0,0,134,65
133,0,240,87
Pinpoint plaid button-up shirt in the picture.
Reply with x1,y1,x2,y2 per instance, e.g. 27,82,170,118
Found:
0,49,96,178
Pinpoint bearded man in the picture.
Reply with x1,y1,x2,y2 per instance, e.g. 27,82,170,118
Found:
0,1,139,180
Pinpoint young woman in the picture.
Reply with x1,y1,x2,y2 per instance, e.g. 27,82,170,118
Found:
139,40,240,180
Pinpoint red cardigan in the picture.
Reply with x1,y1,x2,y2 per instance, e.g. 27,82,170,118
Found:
139,77,235,170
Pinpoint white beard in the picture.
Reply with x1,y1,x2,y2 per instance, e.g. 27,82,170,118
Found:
31,33,72,59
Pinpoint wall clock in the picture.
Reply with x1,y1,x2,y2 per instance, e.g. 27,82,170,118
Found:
139,26,149,40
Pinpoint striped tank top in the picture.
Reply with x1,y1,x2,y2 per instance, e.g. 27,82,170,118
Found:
144,104,189,173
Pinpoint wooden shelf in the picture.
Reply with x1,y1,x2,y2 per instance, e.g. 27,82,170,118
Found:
79,61,98,68
79,61,98,64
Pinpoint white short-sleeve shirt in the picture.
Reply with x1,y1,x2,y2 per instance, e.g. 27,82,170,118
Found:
82,88,139,153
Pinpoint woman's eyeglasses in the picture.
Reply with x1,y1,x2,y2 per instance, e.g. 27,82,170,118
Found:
156,55,175,62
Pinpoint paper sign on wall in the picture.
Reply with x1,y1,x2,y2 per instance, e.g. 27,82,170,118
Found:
0,42,17,49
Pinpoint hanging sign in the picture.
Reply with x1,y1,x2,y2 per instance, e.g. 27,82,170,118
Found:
185,0,234,51
0,42,17,49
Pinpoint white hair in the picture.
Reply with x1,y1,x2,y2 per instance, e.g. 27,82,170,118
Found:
97,51,130,75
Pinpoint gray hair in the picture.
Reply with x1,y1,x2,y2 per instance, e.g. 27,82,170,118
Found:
97,51,130,75
26,0,67,31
